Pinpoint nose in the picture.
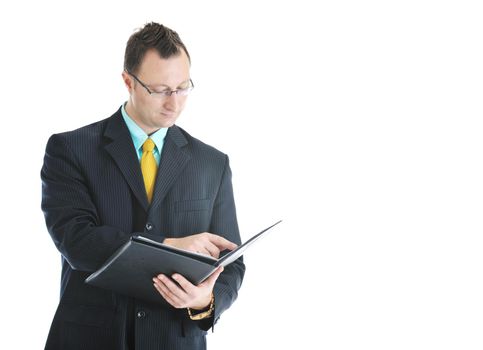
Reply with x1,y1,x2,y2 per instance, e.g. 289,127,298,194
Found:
162,93,179,111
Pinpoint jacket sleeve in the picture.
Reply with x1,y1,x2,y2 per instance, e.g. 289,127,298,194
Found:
199,155,246,331
41,133,165,272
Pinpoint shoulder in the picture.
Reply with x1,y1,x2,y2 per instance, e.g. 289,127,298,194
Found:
45,112,118,150
174,125,228,161
51,117,109,141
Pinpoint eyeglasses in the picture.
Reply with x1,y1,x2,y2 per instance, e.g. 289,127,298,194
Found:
126,70,194,98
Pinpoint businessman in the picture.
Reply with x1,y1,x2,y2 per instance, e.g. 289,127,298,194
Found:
41,22,245,350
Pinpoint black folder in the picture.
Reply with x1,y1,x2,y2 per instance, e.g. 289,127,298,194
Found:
85,220,282,304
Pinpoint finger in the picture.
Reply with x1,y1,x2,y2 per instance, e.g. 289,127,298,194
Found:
153,277,186,307
203,241,221,258
171,273,195,295
196,246,216,258
201,266,224,289
154,275,187,301
153,281,183,308
208,235,238,251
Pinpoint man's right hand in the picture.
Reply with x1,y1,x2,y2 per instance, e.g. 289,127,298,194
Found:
163,233,237,259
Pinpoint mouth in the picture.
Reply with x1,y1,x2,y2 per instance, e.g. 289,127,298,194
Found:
160,111,176,118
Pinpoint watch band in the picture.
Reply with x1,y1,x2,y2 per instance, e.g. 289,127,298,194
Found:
187,293,215,320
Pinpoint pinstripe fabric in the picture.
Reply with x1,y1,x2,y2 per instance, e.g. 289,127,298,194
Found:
41,107,245,350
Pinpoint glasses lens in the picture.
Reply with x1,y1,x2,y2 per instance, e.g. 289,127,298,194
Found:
150,81,193,98
176,88,192,96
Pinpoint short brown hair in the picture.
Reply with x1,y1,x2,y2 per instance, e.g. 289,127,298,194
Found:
124,22,190,74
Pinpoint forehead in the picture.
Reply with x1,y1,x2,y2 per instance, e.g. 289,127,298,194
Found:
137,49,191,85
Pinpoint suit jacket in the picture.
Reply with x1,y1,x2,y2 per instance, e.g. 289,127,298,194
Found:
41,107,245,350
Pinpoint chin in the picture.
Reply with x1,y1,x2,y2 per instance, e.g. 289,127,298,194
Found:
157,119,177,129
158,113,178,126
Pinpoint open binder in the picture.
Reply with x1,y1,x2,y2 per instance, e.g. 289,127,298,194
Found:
85,220,282,304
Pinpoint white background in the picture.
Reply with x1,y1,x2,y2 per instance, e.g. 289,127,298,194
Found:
1,0,482,349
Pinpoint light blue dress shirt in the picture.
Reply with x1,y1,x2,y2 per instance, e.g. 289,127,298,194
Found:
121,103,168,165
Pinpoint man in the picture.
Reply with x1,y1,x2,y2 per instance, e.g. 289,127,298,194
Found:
41,22,245,350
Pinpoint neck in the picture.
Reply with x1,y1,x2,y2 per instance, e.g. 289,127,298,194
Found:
125,100,158,135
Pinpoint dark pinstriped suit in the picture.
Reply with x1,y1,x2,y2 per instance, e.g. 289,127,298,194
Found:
41,107,245,350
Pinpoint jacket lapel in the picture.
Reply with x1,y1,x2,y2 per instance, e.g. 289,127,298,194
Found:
150,125,191,210
103,110,149,211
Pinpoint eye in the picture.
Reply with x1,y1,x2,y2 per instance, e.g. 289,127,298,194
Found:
148,87,167,93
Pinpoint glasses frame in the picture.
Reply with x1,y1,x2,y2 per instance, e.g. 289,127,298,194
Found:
126,70,194,98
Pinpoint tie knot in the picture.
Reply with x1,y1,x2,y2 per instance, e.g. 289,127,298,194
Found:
142,138,156,152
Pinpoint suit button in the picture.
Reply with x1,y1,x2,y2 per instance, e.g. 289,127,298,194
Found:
137,310,146,318
145,223,153,231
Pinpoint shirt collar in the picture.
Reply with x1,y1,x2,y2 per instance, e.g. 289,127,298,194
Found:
121,103,168,152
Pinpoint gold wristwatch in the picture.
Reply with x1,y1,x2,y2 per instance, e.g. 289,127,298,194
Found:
187,293,215,320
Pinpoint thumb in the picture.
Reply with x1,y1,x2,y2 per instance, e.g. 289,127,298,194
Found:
204,266,224,288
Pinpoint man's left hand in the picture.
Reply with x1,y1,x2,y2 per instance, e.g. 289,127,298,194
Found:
153,266,223,310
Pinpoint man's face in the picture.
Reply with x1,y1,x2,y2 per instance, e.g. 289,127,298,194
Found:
123,49,191,134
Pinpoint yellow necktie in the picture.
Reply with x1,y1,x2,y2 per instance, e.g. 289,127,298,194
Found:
141,138,157,203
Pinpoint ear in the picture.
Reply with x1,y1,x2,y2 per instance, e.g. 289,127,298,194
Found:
122,71,133,93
